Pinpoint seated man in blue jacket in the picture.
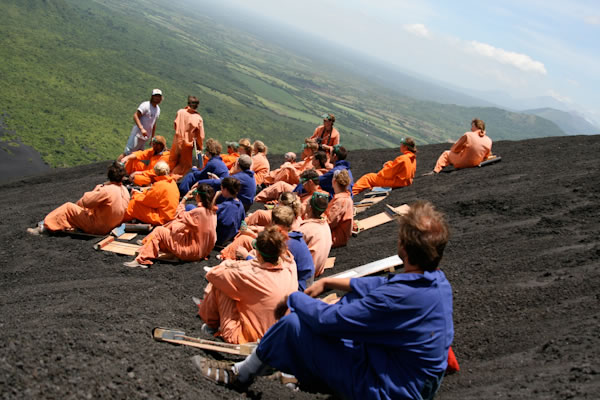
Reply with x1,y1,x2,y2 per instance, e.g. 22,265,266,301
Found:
214,177,246,246
193,201,454,400
179,138,229,196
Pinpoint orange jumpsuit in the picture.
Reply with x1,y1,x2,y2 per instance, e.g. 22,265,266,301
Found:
198,255,298,344
352,151,416,195
219,230,257,260
124,148,172,186
245,209,273,227
324,191,354,248
221,152,239,170
252,153,270,185
297,218,332,277
255,181,295,203
44,183,130,235
135,203,217,265
434,130,492,172
123,175,179,225
263,162,300,186
170,107,205,176
310,125,340,148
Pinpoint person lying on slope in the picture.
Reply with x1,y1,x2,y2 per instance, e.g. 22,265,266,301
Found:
123,184,217,269
196,226,298,344
27,162,130,236
352,137,417,195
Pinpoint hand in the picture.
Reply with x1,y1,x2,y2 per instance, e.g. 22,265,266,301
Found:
235,246,250,260
207,172,219,179
274,295,289,320
304,279,327,298
190,182,199,190
140,128,148,138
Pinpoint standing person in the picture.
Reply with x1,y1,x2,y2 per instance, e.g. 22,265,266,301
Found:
353,137,417,195
426,119,492,174
310,113,340,154
123,184,217,268
27,162,130,236
120,89,163,159
193,201,454,400
170,96,205,177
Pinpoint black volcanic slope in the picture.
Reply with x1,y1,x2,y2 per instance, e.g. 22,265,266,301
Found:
1,135,599,399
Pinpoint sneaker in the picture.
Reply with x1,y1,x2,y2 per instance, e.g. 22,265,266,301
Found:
26,227,42,236
201,323,218,336
191,355,238,386
123,260,148,269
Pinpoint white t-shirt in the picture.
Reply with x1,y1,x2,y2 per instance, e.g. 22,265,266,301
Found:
124,101,161,154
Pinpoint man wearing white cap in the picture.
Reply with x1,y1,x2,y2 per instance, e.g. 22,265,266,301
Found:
120,89,163,159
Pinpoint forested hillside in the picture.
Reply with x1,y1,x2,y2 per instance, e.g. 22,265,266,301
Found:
0,0,565,167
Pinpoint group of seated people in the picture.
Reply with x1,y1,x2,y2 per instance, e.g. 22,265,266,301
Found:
26,113,493,398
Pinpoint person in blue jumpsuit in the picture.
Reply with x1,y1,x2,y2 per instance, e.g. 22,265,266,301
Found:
318,145,353,197
178,139,230,196
193,201,454,400
215,177,246,246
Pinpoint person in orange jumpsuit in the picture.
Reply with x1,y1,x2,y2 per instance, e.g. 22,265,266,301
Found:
220,192,303,260
169,96,205,177
325,169,354,248
119,136,171,186
123,184,217,268
27,162,130,236
197,226,298,344
123,161,180,225
311,151,333,175
352,137,417,195
298,192,332,277
428,119,492,174
251,141,270,186
263,152,299,186
221,142,240,170
310,113,340,155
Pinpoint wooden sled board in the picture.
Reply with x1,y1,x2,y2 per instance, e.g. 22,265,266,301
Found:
326,255,403,279
323,257,336,271
94,237,179,262
152,327,256,355
355,204,409,233
354,188,392,215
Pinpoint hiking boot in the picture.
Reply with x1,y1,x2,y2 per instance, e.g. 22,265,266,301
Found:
123,260,148,269
191,355,238,386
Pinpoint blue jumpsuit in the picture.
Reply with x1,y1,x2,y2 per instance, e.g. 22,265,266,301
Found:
256,270,454,400
178,156,229,196
318,160,354,196
215,197,246,245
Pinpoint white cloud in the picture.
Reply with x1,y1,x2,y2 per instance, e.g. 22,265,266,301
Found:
547,89,573,104
468,41,547,74
583,16,600,25
403,23,430,38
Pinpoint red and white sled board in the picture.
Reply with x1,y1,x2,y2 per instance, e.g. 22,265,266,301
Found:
94,236,179,262
354,204,409,234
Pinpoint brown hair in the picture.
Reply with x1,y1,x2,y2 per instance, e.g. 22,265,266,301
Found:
205,138,222,156
221,177,241,196
472,119,485,132
313,151,328,168
308,192,329,218
397,201,450,271
253,140,268,155
255,226,287,264
272,205,295,228
304,138,319,152
401,137,417,153
279,192,302,217
333,169,350,188
194,183,216,209
108,161,127,183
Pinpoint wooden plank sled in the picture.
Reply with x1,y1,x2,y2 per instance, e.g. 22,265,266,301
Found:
353,204,409,235
152,327,256,355
478,155,501,167
354,187,392,215
94,237,179,262
326,254,403,279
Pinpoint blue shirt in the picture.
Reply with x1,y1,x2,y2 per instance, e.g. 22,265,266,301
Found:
319,160,354,196
216,197,246,245
287,231,314,291
194,156,229,181
287,270,454,399
231,170,256,210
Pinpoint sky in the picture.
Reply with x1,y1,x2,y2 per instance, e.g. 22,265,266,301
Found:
217,0,600,124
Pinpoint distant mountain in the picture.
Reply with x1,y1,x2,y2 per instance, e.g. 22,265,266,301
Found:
0,0,566,168
522,108,600,135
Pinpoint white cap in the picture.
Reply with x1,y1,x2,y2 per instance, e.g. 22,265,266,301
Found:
152,89,163,96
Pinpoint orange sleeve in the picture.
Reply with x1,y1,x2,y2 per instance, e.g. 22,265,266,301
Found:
206,261,253,301
450,134,469,154
79,186,110,208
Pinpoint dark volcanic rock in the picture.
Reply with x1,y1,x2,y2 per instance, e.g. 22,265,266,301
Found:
1,135,599,399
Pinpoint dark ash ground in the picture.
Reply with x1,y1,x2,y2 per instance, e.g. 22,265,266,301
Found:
1,135,599,399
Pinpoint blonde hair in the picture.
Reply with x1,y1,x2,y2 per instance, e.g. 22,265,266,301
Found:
253,140,268,155
238,138,252,155
279,192,302,217
272,205,295,228
333,169,350,188
154,161,170,176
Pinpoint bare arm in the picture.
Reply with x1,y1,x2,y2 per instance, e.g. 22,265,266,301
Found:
304,277,352,298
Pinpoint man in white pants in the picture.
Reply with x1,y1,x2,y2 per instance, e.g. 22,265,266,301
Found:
119,89,163,159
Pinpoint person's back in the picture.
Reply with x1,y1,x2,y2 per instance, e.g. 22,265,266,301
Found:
449,129,492,169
